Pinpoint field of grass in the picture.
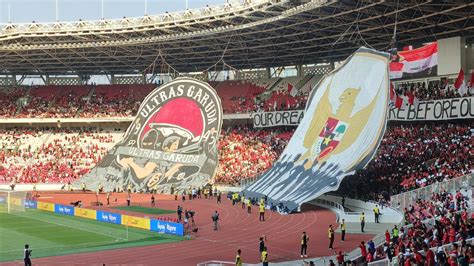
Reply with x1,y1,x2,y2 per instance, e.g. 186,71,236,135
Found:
0,209,184,262
113,205,176,215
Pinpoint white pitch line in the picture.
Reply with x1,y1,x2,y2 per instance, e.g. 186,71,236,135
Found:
11,212,128,241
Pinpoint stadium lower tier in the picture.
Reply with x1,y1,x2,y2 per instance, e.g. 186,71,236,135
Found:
0,121,472,197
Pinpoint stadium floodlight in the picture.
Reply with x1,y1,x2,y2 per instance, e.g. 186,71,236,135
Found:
0,190,27,214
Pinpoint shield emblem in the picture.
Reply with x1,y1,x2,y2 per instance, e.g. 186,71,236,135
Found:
313,117,348,161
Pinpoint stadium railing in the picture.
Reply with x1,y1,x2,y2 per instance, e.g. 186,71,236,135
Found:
0,0,273,34
390,173,473,211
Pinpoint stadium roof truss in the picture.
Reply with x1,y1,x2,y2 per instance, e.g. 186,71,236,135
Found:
0,0,473,75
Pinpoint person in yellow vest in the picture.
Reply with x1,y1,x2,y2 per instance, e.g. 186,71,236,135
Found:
373,205,380,223
328,224,335,249
259,203,265,221
82,182,86,192
232,193,238,206
260,197,265,206
360,212,365,232
235,249,242,266
127,183,132,193
241,196,246,209
247,198,252,214
340,218,346,242
261,246,268,266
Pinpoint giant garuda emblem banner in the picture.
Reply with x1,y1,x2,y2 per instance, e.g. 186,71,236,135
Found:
76,78,223,193
244,48,390,211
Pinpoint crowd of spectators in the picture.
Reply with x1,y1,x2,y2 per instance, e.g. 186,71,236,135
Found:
394,80,473,102
338,122,473,201
0,127,123,184
353,189,473,265
1,77,472,118
214,126,292,184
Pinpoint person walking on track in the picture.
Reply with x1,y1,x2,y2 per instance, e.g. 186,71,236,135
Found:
212,211,219,230
328,224,335,250
301,231,309,258
261,246,268,266
340,219,346,242
126,193,131,206
259,202,265,221
24,244,32,266
360,212,365,232
235,249,242,266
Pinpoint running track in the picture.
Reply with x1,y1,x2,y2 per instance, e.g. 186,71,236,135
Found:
6,192,373,265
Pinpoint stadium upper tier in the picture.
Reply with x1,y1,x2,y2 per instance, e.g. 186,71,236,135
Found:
0,75,471,118
0,0,472,74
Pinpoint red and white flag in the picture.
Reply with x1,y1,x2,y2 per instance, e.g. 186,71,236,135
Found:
407,90,416,105
389,62,404,79
469,72,474,88
389,82,395,102
389,42,438,79
454,69,468,96
288,83,298,97
394,94,404,109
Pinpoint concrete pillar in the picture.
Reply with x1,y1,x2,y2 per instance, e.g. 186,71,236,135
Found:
296,65,303,77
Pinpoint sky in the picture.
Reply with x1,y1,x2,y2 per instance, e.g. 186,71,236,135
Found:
0,0,228,24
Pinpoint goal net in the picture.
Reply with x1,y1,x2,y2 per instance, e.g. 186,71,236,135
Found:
0,190,27,213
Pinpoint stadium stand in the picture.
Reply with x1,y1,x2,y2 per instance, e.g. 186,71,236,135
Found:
337,121,473,201
1,76,471,118
349,188,473,265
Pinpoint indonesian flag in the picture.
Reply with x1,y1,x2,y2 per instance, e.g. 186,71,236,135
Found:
407,90,416,105
394,94,404,109
288,83,298,97
454,69,468,96
389,82,395,102
470,72,474,88
389,62,404,79
389,42,438,79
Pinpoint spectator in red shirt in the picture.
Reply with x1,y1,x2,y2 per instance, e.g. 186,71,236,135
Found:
423,244,435,266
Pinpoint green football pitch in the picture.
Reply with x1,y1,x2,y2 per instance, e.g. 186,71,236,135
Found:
0,209,184,262
113,205,176,215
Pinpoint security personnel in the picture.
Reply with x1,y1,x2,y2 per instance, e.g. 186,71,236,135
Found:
82,182,86,192
373,205,380,223
360,212,365,232
235,249,242,266
259,203,265,221
328,224,335,249
261,246,268,266
340,219,346,242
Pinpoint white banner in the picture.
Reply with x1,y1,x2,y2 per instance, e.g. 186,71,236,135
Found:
388,97,473,121
252,97,473,127
252,110,304,128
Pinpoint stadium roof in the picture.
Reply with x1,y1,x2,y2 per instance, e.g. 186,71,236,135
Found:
0,0,473,75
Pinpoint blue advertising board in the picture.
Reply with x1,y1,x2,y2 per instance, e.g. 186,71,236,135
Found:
24,200,37,209
54,204,74,216
96,210,122,225
150,219,184,236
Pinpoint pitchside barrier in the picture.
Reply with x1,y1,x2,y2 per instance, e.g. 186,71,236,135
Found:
23,199,184,236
